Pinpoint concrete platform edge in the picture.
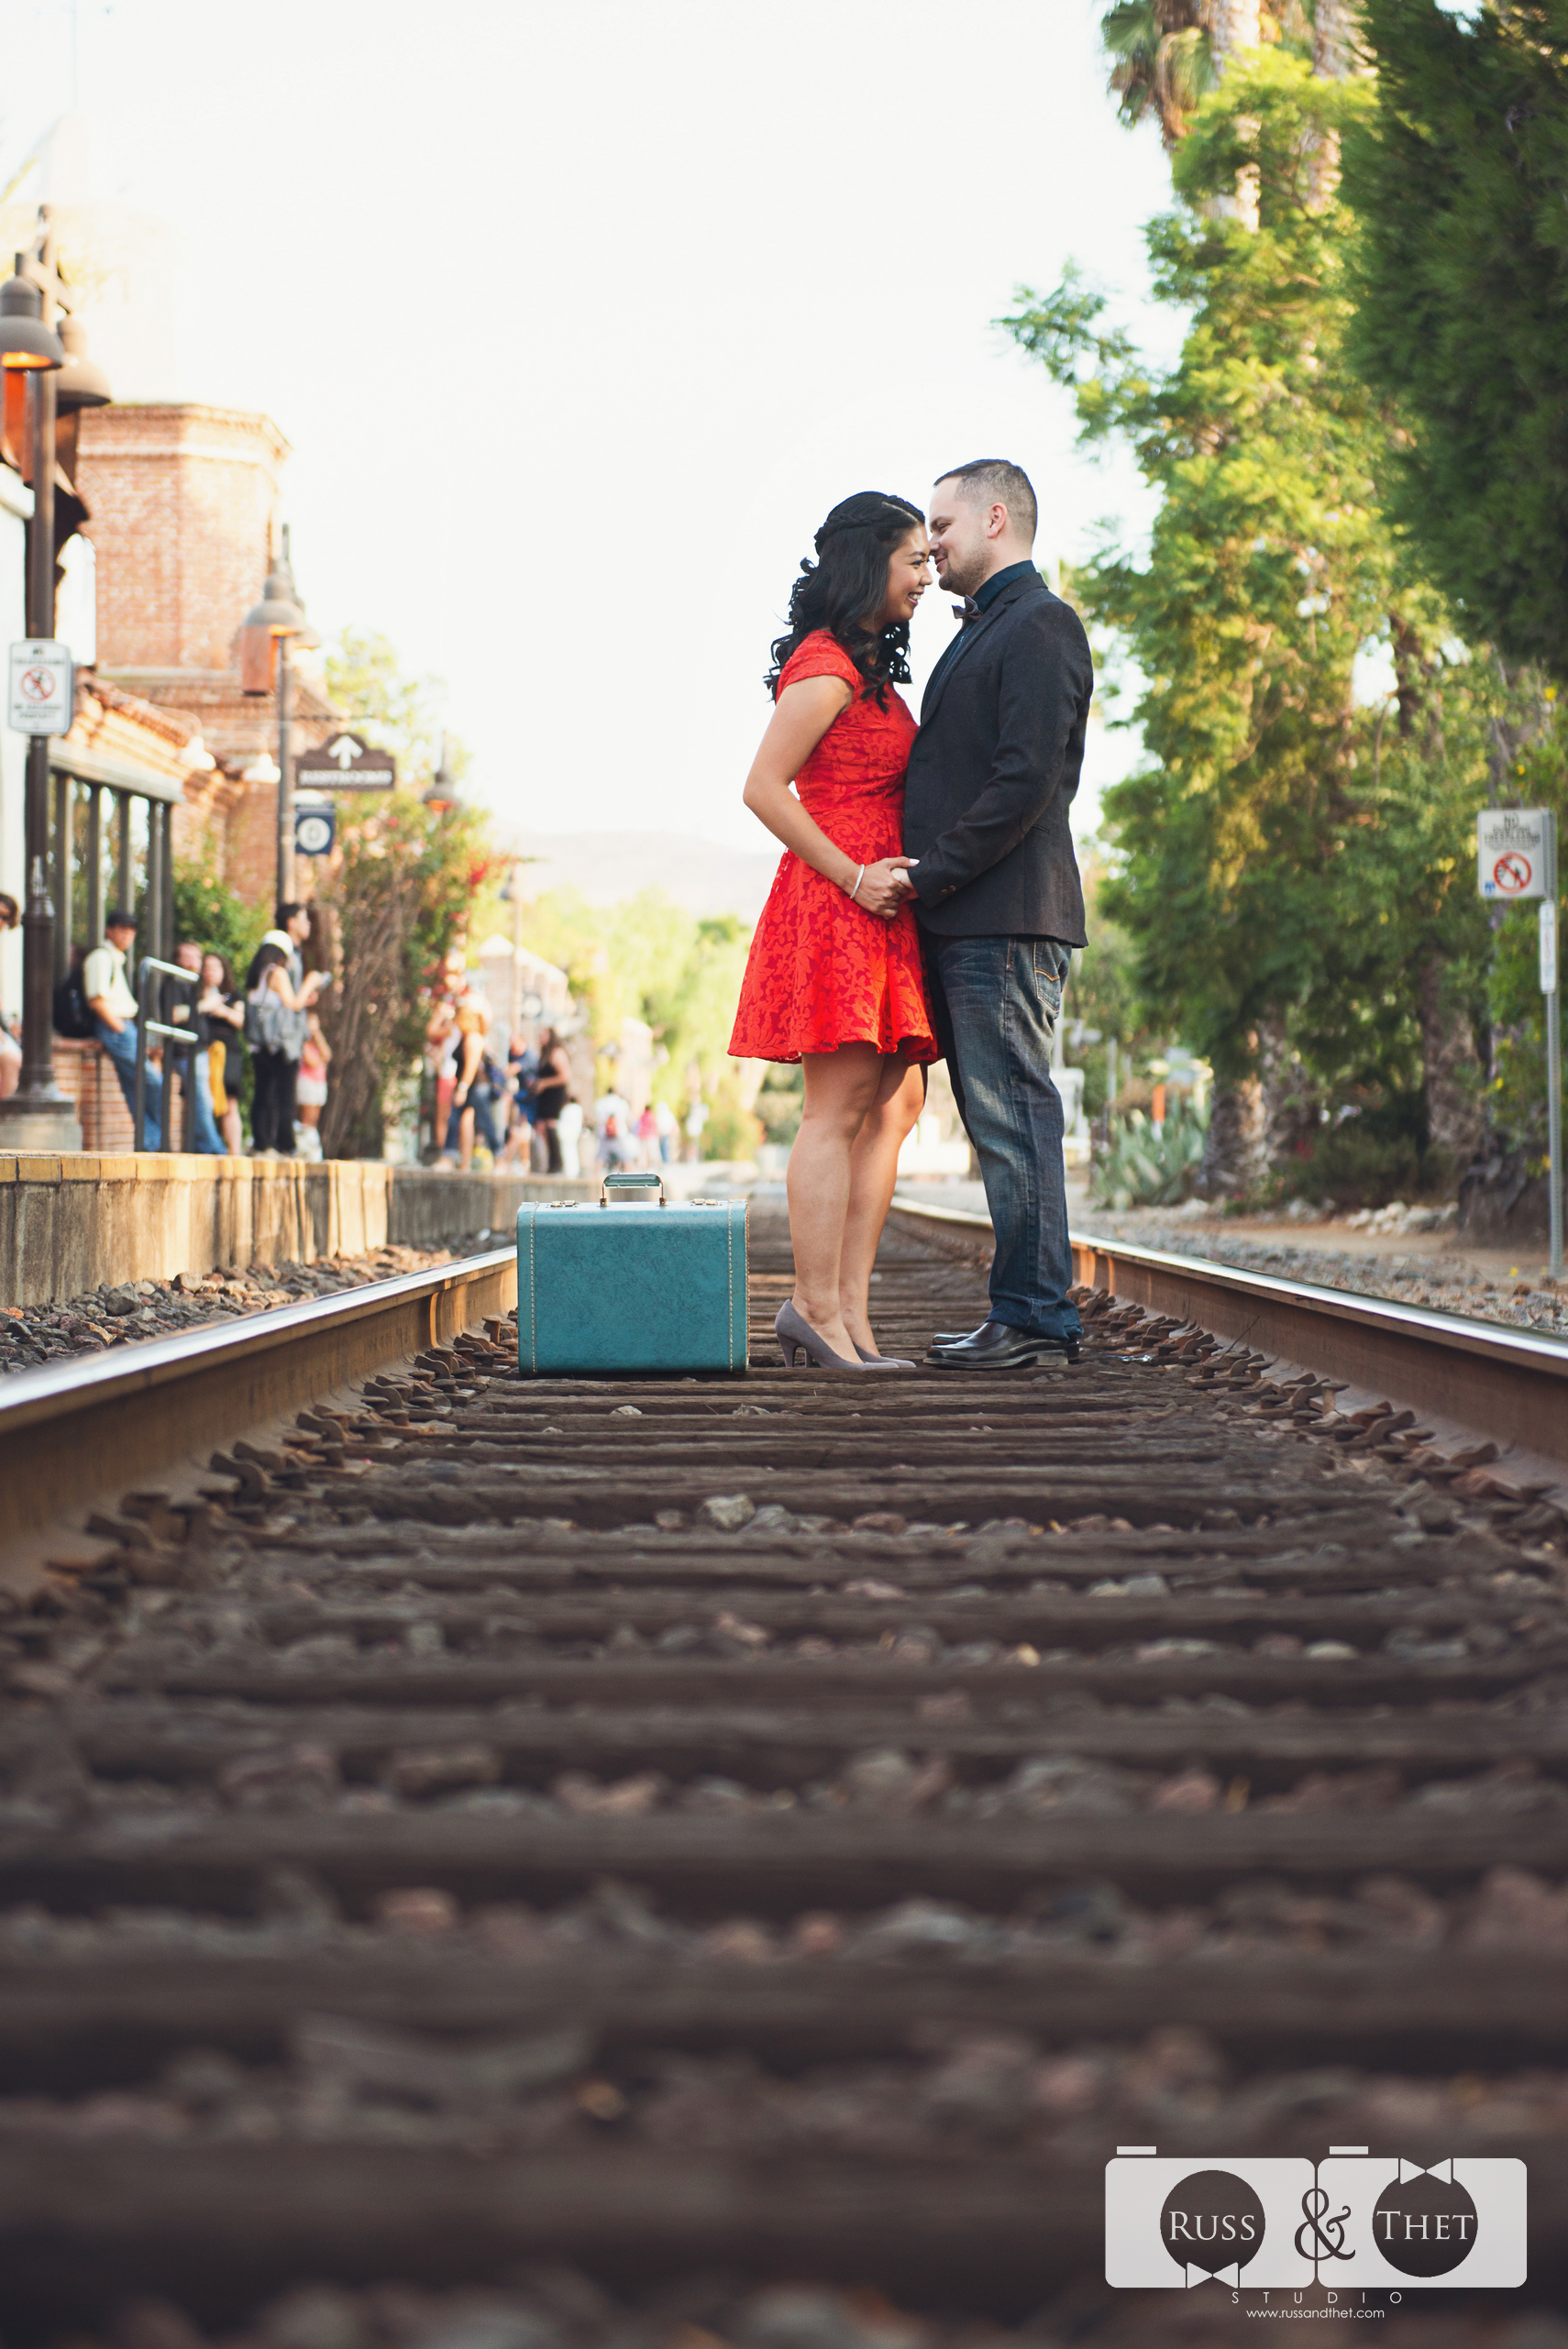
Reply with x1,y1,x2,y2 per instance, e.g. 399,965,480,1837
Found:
0,1159,597,1307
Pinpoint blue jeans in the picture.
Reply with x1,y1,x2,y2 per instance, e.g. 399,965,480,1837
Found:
445,1090,501,1154
186,1048,225,1153
922,934,1082,1341
95,1016,162,1150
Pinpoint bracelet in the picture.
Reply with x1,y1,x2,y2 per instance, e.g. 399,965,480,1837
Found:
847,866,866,901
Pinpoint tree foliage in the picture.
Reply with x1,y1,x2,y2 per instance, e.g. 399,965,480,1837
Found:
317,634,493,1156
1101,0,1314,146
318,791,497,1159
503,886,764,1159
324,630,473,795
1010,45,1559,1201
171,860,269,989
1342,0,1568,677
1008,56,1392,1090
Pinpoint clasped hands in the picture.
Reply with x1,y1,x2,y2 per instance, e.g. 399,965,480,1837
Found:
853,856,920,921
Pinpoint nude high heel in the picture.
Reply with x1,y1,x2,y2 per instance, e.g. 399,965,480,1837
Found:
775,1301,869,1373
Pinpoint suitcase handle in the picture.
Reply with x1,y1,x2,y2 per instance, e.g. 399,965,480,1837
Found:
600,1171,666,1208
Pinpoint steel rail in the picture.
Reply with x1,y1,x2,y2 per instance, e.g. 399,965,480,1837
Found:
0,1246,518,1544
889,1195,1568,1468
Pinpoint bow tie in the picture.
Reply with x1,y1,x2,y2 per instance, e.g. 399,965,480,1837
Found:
1397,2158,1455,2183
955,601,981,628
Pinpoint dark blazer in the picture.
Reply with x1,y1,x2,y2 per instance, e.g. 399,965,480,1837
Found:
902,568,1092,943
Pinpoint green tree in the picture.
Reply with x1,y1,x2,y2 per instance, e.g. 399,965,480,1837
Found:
1100,0,1320,149
1010,42,1534,1201
1009,56,1395,1187
1342,0,1568,677
171,859,268,987
316,631,492,1155
325,630,473,794
503,887,763,1158
320,791,497,1158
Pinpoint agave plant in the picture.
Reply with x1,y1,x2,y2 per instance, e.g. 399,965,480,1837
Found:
1090,1100,1211,1209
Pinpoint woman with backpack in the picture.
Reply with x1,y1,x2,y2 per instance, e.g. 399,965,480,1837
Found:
246,904,328,1157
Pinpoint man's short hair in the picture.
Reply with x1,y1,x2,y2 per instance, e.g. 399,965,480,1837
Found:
275,899,305,928
105,908,136,932
934,458,1038,546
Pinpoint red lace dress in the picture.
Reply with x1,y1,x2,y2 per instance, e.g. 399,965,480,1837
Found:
729,632,937,1064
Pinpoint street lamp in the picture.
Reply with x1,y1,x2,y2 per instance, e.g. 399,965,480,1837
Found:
53,313,112,411
0,269,65,370
242,526,319,907
497,856,527,1036
0,258,77,1151
423,731,459,811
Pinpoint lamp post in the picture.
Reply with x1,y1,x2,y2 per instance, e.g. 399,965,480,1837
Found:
241,530,316,908
0,257,77,1151
498,857,525,1036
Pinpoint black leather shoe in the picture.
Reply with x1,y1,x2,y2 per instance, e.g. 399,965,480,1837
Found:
926,1318,1079,1369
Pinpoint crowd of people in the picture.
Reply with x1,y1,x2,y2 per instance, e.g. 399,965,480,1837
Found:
0,896,336,1159
4,887,720,1179
424,972,701,1179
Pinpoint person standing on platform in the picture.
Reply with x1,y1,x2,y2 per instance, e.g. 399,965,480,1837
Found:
295,1013,332,1158
84,910,161,1148
901,460,1093,1369
246,903,326,1157
196,953,246,1155
167,942,227,1154
529,1028,572,1175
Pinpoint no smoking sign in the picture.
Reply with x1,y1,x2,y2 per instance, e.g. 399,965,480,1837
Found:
1478,809,1548,900
7,638,72,737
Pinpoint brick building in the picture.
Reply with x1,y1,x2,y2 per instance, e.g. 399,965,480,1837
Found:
76,402,339,907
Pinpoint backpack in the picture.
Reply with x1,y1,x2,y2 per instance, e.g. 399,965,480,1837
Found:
53,970,96,1041
246,979,308,1058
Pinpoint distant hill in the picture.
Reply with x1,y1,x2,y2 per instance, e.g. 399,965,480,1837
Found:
513,830,778,921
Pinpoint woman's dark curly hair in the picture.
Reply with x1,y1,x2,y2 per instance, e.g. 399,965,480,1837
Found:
766,491,925,708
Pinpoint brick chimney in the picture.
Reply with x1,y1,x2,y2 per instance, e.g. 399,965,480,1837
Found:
75,404,291,671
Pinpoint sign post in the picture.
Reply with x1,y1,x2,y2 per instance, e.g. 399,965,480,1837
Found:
1544,813,1562,1282
293,803,337,859
295,732,397,793
1479,809,1561,1280
7,639,72,736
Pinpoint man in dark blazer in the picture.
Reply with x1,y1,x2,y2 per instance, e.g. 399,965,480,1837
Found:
900,458,1093,1367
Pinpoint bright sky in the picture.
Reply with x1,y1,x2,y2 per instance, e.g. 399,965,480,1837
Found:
6,0,1176,857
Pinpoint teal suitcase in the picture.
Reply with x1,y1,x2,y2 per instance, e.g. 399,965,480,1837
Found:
516,1173,749,1376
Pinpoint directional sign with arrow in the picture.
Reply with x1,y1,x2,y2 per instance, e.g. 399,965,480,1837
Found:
294,732,397,792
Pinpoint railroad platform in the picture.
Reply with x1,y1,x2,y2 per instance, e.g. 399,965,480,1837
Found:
0,1156,599,1307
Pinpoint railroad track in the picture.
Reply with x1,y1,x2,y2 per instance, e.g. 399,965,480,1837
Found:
1,1201,1566,2344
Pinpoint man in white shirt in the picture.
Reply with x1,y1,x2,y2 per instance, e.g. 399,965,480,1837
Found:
84,910,161,1147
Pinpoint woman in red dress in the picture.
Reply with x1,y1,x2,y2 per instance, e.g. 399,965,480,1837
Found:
730,491,938,1372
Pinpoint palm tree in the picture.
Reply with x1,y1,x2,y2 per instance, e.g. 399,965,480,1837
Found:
1101,1,1326,149
1101,0,1211,148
